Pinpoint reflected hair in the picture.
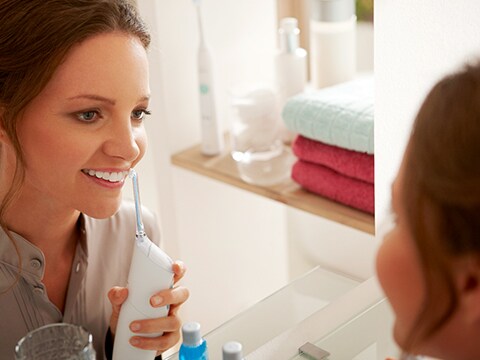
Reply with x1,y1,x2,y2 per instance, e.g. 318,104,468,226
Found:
401,61,480,349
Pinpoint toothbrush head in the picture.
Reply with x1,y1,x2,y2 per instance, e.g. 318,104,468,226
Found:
192,0,201,5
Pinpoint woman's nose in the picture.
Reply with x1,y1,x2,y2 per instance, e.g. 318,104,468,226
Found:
102,119,144,162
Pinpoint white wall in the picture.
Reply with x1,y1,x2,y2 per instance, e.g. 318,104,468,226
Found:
375,0,480,223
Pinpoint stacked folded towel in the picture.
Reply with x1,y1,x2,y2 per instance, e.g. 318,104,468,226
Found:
283,77,374,214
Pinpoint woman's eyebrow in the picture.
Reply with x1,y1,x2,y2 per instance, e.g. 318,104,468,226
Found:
67,94,151,104
67,94,116,105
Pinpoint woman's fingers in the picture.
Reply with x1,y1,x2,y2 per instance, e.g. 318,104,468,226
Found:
149,285,190,308
129,314,181,334
129,329,181,352
107,286,129,334
172,260,187,283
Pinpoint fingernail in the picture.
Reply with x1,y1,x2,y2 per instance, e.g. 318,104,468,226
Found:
130,322,141,331
151,295,163,306
130,338,140,346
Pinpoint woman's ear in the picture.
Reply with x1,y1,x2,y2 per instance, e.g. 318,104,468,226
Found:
457,254,480,324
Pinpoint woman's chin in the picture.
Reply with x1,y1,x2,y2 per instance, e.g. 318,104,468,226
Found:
393,323,408,352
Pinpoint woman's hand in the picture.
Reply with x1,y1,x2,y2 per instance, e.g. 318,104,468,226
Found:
108,261,189,355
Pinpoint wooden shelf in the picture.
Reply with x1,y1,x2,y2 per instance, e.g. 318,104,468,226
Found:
171,142,375,235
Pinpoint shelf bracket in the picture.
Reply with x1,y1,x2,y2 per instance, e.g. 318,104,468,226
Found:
299,342,330,360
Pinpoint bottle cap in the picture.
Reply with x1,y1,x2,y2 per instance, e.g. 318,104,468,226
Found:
181,322,202,347
279,17,300,53
310,0,355,22
222,341,244,360
280,17,299,34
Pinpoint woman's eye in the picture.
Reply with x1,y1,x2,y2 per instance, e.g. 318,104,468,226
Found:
132,109,151,121
76,110,98,122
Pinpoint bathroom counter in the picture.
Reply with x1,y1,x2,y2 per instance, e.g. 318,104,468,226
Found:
164,267,397,360
171,139,374,235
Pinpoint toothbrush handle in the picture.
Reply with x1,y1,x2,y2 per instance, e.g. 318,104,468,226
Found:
112,241,174,360
198,47,224,156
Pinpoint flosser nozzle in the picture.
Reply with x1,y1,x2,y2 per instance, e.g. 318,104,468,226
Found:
129,169,145,237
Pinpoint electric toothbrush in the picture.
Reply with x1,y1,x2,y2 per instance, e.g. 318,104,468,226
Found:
112,169,174,360
193,0,224,156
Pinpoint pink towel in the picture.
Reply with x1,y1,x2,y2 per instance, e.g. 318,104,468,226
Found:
292,160,374,214
292,135,374,184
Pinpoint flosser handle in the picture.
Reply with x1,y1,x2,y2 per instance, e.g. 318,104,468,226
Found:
112,236,174,360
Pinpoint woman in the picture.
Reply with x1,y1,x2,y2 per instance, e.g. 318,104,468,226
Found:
0,0,189,358
376,62,480,359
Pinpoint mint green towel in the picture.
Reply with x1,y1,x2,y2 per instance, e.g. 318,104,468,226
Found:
282,76,374,154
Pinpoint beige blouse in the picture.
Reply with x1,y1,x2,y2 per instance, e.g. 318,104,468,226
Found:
0,201,161,359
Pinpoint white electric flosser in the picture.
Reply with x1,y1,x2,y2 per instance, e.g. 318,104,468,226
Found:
112,169,174,360
193,0,224,156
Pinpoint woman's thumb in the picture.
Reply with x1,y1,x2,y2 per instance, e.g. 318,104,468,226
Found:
107,286,129,334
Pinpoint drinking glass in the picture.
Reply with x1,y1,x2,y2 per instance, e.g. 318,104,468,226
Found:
15,323,96,360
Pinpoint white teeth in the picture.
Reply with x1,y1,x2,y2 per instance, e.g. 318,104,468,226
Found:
82,169,128,183
111,172,122,182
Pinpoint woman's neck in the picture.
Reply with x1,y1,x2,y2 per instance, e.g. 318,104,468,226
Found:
4,194,81,257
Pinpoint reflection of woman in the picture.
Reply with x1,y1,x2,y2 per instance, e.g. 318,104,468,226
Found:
376,62,480,359
0,1,189,359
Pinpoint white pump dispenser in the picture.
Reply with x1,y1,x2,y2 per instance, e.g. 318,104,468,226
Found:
275,17,307,101
275,17,307,142
112,170,174,360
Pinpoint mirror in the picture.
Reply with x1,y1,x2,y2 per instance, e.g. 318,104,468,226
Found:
134,0,375,348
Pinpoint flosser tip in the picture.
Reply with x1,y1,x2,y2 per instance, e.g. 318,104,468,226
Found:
128,168,136,179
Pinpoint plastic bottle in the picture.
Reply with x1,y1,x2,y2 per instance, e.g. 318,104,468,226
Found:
275,17,307,143
222,341,244,360
309,0,356,88
179,322,208,360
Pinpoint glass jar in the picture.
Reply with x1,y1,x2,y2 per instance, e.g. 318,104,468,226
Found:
230,85,293,186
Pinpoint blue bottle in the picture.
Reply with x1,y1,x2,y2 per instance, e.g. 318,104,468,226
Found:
179,322,208,360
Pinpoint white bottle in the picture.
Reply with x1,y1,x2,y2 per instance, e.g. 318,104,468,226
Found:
309,0,356,89
275,17,307,143
222,341,244,360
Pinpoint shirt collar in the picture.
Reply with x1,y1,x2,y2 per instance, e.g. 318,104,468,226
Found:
0,214,89,282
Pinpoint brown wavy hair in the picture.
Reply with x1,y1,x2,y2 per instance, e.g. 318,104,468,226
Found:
0,0,150,279
401,62,480,350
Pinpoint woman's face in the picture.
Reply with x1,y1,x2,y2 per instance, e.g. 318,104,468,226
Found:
12,32,150,218
376,157,474,359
